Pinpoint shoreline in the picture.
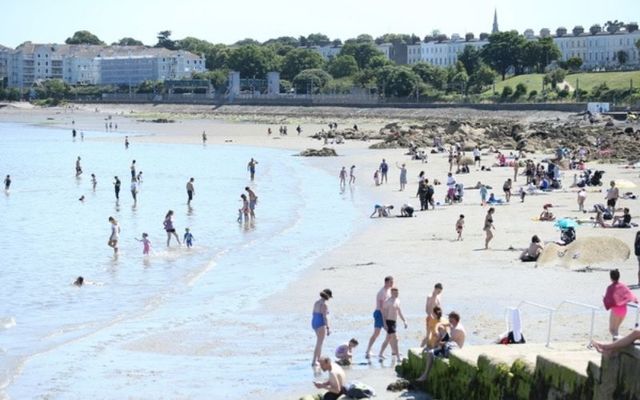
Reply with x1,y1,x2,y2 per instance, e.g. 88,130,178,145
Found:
1,105,639,399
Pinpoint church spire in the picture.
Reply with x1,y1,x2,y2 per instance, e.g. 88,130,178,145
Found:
492,9,499,34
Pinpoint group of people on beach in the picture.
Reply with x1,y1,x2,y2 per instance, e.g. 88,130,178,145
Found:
311,276,467,396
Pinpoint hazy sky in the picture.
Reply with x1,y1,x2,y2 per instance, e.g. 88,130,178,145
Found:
1,0,638,47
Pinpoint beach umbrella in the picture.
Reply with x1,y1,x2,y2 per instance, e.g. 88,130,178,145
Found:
554,218,578,230
615,179,637,189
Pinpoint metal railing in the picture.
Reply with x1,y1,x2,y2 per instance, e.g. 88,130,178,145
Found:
506,300,611,348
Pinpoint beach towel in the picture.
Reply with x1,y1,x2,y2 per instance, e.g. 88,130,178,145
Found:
603,282,638,310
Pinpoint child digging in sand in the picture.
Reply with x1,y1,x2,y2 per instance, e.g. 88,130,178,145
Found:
335,338,359,365
456,215,465,241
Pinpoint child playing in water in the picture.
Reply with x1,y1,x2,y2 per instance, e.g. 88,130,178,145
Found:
136,233,151,255
456,215,465,241
184,228,194,248
335,338,359,365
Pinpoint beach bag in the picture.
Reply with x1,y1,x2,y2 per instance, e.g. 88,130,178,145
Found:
346,382,375,399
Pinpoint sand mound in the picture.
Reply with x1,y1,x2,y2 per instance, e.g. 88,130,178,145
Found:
537,237,630,269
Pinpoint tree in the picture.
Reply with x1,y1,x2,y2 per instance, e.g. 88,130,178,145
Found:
376,66,420,97
263,36,300,47
178,37,214,54
589,24,602,35
292,69,332,93
234,38,261,46
204,44,231,70
458,45,482,75
306,33,331,47
367,54,392,69
281,48,324,80
155,30,176,50
556,27,568,37
543,68,567,89
339,42,383,69
468,64,497,93
327,55,359,78
114,37,144,46
566,56,583,71
481,31,527,80
227,45,279,78
193,70,228,90
65,30,104,45
617,50,629,65
513,83,527,99
35,79,70,100
479,33,490,41
411,62,448,90
377,33,412,45
626,22,639,33
535,37,561,71
331,39,343,47
356,34,374,44
572,26,585,36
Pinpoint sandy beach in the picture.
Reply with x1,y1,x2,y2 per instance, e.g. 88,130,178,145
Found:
1,102,639,399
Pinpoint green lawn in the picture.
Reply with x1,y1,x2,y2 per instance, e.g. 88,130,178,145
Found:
484,71,640,96
564,71,640,92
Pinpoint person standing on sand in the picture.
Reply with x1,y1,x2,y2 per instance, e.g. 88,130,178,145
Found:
397,163,407,192
365,276,393,359
456,215,465,240
349,165,356,185
484,207,496,249
421,283,443,348
4,174,11,191
113,176,121,200
606,181,619,214
503,178,512,203
578,188,587,212
163,210,181,247
107,217,120,254
473,146,481,169
603,269,638,340
245,187,258,218
311,289,332,366
186,178,195,206
379,288,407,362
247,158,258,181
313,357,346,400
480,184,488,206
379,159,389,184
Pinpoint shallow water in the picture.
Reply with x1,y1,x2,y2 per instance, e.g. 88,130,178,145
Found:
0,123,361,398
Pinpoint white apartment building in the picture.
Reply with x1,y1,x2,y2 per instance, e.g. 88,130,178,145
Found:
0,45,10,85
554,30,640,69
6,43,206,88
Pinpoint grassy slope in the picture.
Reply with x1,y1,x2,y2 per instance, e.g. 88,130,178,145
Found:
485,71,640,95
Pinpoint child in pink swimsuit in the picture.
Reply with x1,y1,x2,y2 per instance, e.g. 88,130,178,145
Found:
136,233,151,255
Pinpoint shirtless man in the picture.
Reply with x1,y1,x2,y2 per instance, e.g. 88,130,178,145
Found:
365,276,393,359
313,357,347,400
186,178,195,206
416,311,466,382
380,288,408,362
75,157,83,177
247,158,258,181
421,283,443,347
245,187,258,218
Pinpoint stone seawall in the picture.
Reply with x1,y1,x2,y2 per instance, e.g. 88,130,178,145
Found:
395,343,640,400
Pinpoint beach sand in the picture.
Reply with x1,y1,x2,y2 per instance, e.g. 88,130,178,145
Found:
1,103,639,399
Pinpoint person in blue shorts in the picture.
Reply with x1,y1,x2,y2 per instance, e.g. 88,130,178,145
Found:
364,276,393,359
183,228,194,248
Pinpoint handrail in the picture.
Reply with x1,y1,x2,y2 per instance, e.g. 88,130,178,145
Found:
557,300,601,344
506,300,604,348
627,302,640,328
509,301,555,347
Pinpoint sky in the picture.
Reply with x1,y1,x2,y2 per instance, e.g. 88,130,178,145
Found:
1,0,639,48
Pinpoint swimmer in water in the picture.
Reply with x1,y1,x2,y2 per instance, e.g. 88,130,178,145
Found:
74,276,84,286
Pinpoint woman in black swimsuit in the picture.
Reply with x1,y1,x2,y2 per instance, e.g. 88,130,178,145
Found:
484,207,495,249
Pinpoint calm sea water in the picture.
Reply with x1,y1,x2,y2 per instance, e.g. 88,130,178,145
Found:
0,123,361,399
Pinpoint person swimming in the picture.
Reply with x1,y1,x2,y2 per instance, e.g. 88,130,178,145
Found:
73,276,84,287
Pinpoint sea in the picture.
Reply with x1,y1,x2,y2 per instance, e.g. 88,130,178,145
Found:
0,122,363,399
